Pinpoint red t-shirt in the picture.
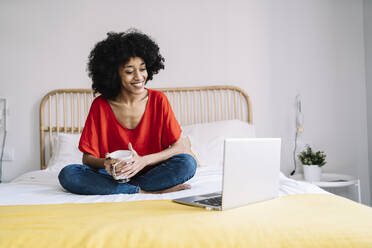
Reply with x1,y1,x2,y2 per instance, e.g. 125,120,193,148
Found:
78,89,182,158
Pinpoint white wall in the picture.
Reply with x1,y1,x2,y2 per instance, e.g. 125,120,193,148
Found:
365,0,372,204
269,1,370,205
0,0,370,204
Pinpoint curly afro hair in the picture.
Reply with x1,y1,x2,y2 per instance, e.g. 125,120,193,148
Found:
87,29,165,100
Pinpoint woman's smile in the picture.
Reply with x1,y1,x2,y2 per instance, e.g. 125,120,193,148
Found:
131,81,145,88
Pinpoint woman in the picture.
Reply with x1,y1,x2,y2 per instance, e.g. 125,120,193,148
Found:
58,30,197,195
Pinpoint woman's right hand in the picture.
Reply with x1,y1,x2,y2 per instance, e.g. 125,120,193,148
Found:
104,154,130,177
104,154,115,176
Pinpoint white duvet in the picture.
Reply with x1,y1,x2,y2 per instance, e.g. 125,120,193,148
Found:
0,167,327,206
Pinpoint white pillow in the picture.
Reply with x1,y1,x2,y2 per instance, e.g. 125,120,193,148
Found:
46,133,82,172
182,120,256,167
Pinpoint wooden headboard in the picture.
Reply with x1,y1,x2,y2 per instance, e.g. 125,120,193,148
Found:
39,85,252,169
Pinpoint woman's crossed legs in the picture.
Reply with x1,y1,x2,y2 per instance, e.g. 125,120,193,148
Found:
58,154,197,195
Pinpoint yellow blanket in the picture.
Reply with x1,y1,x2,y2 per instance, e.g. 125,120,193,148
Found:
1,194,372,248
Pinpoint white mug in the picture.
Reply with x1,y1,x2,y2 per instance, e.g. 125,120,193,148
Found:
108,150,133,183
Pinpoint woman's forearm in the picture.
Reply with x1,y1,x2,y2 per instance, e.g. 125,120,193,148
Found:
82,153,106,169
144,138,188,167
144,146,178,167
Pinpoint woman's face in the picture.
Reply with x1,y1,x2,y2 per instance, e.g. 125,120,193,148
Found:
118,57,148,95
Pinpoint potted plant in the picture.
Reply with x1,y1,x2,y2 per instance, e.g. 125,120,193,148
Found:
298,145,326,181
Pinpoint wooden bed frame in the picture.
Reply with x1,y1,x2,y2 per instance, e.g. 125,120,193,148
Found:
39,85,252,169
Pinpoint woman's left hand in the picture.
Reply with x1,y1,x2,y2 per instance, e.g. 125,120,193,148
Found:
119,143,149,179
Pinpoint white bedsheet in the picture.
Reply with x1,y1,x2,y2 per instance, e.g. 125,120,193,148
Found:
0,167,328,206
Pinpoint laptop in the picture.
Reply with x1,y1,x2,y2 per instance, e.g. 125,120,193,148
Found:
173,138,281,210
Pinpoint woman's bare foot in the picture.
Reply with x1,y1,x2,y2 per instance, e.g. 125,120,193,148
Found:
140,184,191,194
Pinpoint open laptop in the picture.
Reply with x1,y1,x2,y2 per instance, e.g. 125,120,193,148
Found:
173,138,281,210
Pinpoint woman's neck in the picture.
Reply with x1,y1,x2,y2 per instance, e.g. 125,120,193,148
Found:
114,89,148,106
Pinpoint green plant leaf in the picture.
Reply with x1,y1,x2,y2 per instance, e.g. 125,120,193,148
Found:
298,145,327,166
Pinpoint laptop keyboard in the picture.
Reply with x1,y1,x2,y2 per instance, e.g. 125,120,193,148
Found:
195,196,222,207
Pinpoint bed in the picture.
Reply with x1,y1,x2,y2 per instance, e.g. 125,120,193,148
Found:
1,85,372,247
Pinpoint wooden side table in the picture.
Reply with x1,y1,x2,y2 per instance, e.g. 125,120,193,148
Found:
290,173,361,203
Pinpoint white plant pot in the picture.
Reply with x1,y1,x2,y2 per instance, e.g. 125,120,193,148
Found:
303,165,322,182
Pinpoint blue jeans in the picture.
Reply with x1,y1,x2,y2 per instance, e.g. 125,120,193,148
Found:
58,154,197,195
